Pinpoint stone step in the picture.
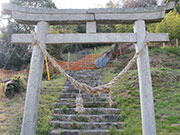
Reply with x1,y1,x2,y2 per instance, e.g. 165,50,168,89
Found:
50,70,123,135
54,108,121,115
52,114,121,122
67,74,102,78
60,93,109,99
58,98,76,102
61,88,83,93
41,86,61,89
63,84,86,88
68,78,101,82
70,73,102,77
65,84,95,88
55,101,113,108
66,74,102,78
51,129,110,135
61,88,108,94
58,97,111,103
51,121,123,129
63,83,103,89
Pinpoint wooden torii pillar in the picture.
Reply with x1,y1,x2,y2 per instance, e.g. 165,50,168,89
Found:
2,2,175,135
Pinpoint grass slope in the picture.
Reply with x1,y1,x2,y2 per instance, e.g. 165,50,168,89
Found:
0,46,179,135
102,47,180,135
0,75,65,135
112,47,180,72
36,75,65,135
0,93,25,135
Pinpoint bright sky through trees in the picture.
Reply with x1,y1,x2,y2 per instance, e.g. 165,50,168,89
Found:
52,0,110,8
0,0,163,28
0,0,111,28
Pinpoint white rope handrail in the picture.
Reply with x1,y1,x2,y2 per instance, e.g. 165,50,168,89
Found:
32,33,149,95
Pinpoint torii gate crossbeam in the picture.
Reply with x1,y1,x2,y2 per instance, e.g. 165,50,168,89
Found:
2,2,175,135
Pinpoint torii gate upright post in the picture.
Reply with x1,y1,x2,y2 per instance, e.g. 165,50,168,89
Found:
21,21,49,135
134,20,156,135
2,2,175,135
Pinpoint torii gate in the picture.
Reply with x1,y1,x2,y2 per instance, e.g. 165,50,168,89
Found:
2,2,175,135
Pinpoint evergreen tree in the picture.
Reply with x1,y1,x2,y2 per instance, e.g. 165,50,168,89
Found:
10,0,56,8
165,0,180,13
0,0,56,70
155,10,180,40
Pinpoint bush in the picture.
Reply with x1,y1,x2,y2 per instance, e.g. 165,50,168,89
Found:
43,69,54,80
164,46,180,56
109,127,119,135
5,75,25,98
0,83,5,97
155,10,180,40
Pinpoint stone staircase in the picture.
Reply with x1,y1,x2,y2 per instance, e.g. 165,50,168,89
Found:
50,70,122,135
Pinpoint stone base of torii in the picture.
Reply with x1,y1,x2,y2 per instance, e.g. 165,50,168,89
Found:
2,2,175,135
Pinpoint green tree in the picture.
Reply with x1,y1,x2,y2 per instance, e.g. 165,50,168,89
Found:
165,0,180,13
115,24,133,33
0,0,56,70
0,20,30,70
10,0,56,8
155,10,180,40
146,23,158,33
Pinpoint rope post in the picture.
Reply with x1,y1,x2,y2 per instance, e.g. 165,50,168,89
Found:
163,42,166,48
134,20,156,135
21,21,49,135
45,56,50,81
94,47,96,53
68,52,70,71
119,44,122,56
176,38,179,48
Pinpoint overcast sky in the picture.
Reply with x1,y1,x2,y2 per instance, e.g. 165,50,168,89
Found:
0,0,111,11
0,0,163,28
0,0,110,27
0,0,163,14
52,0,110,9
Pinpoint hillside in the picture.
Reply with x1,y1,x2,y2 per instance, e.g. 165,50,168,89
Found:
102,46,180,135
0,46,180,135
110,47,180,72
